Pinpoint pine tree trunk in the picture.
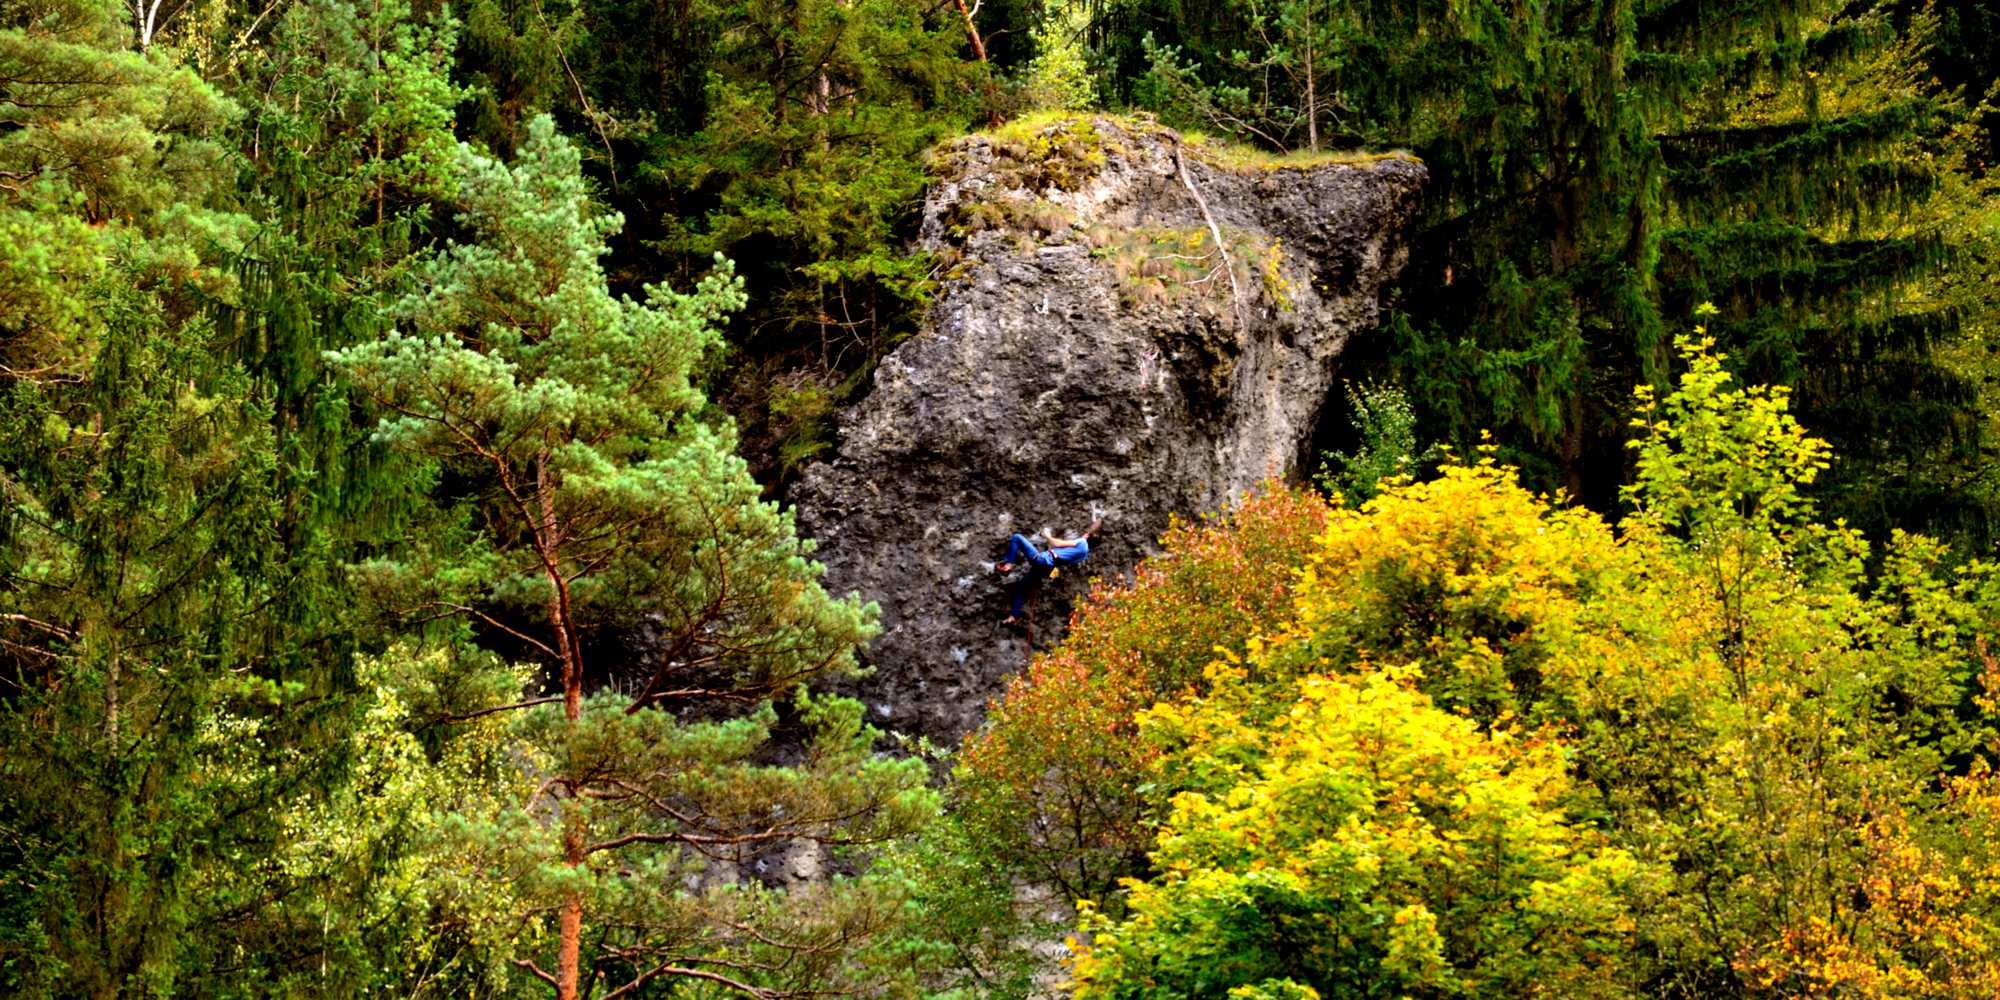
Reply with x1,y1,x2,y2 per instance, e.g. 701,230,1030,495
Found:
951,0,987,61
558,814,584,1000
539,452,586,1000
555,642,584,1000
540,453,582,721
951,0,1001,125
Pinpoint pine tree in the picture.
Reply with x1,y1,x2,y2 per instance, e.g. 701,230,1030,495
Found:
1136,0,1348,152
329,116,935,1000
454,0,983,480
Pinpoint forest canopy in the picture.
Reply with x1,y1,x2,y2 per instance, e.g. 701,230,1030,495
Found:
2,0,1999,998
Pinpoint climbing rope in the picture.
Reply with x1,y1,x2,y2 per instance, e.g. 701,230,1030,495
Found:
1023,590,1038,663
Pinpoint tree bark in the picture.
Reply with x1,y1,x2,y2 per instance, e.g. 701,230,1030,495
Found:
558,814,584,1000
538,450,587,1000
951,0,1002,125
951,0,987,62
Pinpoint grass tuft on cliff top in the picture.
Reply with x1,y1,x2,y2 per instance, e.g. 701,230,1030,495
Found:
1180,130,1418,171
975,110,1417,173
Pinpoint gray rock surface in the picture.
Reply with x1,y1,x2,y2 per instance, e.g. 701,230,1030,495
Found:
792,116,1423,742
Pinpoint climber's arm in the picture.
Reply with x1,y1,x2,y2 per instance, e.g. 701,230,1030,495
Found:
1042,519,1102,549
1042,530,1081,548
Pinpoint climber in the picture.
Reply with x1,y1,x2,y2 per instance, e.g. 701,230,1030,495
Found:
995,518,1102,625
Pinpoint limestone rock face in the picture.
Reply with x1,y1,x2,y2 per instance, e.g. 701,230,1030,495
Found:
792,117,1423,741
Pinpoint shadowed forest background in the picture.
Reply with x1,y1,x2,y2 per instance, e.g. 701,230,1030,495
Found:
4,0,2000,997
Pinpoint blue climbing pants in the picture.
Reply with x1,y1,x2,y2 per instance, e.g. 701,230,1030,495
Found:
1002,534,1055,617
1001,533,1056,571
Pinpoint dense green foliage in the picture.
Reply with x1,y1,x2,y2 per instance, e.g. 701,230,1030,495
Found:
454,0,988,478
1109,0,1991,543
1,2,943,996
0,0,385,991
3,0,1999,997
330,115,935,998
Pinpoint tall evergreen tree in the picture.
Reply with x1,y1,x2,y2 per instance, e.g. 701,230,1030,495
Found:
1902,0,1997,173
213,0,464,675
183,1,487,988
1111,0,1969,535
0,0,282,992
329,117,934,1000
0,0,498,993
453,0,984,480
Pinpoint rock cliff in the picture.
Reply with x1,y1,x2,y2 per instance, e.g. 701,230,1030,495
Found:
792,116,1423,741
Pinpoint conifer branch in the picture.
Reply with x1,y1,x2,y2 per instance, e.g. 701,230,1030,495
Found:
423,602,563,663
597,962,775,1000
1,614,77,640
529,0,619,188
584,805,881,856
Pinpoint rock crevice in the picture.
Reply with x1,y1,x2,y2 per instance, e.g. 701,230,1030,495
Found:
794,117,1424,740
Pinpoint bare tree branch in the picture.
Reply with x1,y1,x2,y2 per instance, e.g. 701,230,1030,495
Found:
514,958,561,988
425,601,563,663
598,962,775,1000
438,696,564,723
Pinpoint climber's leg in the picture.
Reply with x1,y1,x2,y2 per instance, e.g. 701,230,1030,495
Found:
1001,563,1047,625
994,533,1027,572
996,533,1042,573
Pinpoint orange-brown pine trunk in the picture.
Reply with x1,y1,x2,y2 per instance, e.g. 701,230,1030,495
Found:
540,453,587,1000
558,815,584,1000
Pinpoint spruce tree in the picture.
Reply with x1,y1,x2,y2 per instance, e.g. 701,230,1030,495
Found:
1110,0,1969,533
0,1,506,992
0,1,284,992
186,1,487,988
329,116,934,1000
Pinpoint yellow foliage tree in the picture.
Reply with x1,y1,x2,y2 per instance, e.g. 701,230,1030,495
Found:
1072,665,1646,1000
1069,333,2000,998
1279,455,1635,724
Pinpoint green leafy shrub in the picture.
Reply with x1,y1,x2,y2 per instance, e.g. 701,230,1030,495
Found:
1314,379,1434,502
